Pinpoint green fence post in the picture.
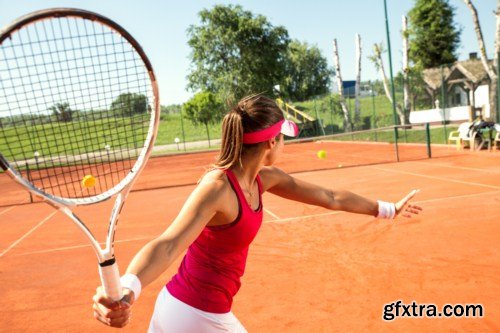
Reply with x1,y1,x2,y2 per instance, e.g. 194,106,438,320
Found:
497,52,500,124
425,122,431,158
383,0,400,161
371,83,378,141
314,99,325,136
402,75,408,143
205,122,211,148
330,97,335,135
440,65,448,144
179,108,187,151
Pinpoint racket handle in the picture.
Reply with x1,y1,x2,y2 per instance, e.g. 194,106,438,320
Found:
98,260,123,301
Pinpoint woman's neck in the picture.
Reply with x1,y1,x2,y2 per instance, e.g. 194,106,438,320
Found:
231,150,265,186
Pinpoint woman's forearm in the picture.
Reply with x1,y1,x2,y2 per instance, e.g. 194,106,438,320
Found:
125,237,179,290
330,190,379,216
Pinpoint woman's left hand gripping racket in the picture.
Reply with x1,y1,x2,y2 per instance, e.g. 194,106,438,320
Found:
0,8,159,301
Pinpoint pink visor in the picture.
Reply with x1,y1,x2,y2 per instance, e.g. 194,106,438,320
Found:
242,119,299,144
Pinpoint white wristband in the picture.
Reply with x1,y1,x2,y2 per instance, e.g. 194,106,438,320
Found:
377,200,396,219
120,273,142,301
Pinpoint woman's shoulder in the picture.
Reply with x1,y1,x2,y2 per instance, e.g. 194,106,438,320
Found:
198,168,231,192
259,166,288,191
259,166,285,178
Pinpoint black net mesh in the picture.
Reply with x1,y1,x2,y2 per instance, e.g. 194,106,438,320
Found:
0,16,154,199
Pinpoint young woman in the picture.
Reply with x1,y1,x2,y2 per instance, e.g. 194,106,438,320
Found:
92,95,421,332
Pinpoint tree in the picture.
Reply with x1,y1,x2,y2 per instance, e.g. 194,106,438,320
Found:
463,0,499,121
369,43,408,125
49,102,73,122
354,34,362,128
182,91,224,147
161,104,182,114
332,39,352,131
187,5,290,103
283,40,333,101
110,93,148,117
402,15,411,114
408,0,461,68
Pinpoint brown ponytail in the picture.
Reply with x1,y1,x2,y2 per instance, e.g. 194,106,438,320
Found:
215,110,245,170
213,94,284,170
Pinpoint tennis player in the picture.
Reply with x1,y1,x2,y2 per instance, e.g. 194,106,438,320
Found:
92,94,422,332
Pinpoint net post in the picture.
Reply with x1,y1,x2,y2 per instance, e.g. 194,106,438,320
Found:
426,122,432,158
25,163,34,203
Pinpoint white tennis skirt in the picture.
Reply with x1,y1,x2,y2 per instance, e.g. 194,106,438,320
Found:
148,287,247,333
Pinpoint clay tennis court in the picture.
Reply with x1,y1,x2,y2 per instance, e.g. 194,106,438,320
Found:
0,140,499,332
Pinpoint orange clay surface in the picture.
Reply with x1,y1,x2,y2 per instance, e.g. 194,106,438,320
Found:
0,141,499,332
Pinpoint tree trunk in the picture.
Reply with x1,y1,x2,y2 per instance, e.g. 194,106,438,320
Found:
373,44,407,125
464,0,498,120
495,0,500,66
464,0,496,78
354,34,362,129
332,39,352,131
495,0,500,121
402,16,411,115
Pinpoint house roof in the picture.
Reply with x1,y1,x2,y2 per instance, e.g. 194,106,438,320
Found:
422,67,450,90
422,59,493,91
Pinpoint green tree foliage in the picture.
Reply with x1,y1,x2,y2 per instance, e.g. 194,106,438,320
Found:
110,93,148,117
183,91,224,144
408,0,461,68
161,104,182,114
283,40,333,101
187,5,290,103
49,102,73,122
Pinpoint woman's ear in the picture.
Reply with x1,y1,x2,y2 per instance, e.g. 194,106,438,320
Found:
265,138,276,149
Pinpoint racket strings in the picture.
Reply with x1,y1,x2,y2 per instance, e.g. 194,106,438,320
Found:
0,16,154,199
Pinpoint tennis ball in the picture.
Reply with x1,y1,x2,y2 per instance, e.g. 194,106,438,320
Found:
82,175,96,188
317,150,327,159
338,164,343,168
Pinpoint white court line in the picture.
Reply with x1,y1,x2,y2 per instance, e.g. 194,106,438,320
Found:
10,187,499,256
0,211,57,258
411,160,500,174
0,206,15,217
264,210,343,224
16,211,344,256
413,189,500,204
264,208,280,220
9,190,500,257
371,166,500,190
17,236,152,256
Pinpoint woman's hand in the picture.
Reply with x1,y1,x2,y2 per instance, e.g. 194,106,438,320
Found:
93,287,135,328
395,189,422,218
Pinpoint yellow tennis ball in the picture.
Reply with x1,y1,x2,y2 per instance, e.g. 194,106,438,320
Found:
338,164,343,168
82,175,96,188
317,150,327,159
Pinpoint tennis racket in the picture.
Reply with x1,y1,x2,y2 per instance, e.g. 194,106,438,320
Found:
0,8,159,301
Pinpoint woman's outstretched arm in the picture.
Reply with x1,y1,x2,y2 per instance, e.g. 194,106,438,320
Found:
260,166,421,218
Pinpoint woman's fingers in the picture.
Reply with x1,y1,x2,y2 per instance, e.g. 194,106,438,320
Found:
92,287,134,328
395,190,422,218
93,302,130,319
405,204,422,215
93,308,131,327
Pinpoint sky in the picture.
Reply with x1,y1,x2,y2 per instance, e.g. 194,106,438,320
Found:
1,1,496,105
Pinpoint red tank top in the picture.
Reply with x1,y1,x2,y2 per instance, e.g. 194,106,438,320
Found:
166,169,264,313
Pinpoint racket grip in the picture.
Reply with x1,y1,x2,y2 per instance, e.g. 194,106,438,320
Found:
98,260,123,301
